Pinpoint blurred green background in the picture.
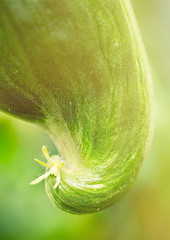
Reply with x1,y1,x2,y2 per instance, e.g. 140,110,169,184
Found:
0,0,170,239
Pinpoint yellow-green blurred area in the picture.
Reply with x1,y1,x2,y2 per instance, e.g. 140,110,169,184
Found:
0,0,170,239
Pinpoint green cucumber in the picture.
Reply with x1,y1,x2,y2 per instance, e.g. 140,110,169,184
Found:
0,0,153,214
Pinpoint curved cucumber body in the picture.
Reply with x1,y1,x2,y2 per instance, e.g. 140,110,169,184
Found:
0,0,153,214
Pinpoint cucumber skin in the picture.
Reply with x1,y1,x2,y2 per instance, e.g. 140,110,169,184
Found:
0,0,153,214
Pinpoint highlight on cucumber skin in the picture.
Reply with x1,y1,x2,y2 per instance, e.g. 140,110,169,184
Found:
0,0,153,214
